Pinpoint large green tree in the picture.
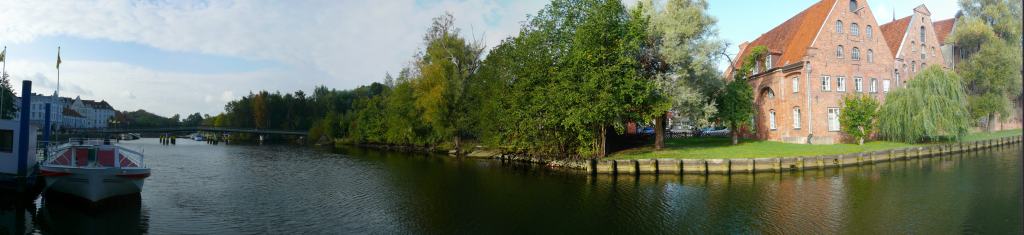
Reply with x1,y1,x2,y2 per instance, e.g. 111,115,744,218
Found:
878,66,970,143
411,13,484,154
840,95,879,145
950,0,1023,132
641,0,723,150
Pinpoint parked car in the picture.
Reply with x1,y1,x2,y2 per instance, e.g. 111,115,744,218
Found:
640,126,655,135
697,126,730,137
668,125,693,135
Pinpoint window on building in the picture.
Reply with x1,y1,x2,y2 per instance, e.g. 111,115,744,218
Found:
766,55,773,70
793,107,801,129
851,23,860,36
769,110,777,130
792,77,800,93
828,108,841,131
866,25,873,39
836,20,843,34
870,78,878,92
921,44,926,59
911,61,916,72
855,77,863,92
852,47,861,60
822,76,831,91
837,45,844,58
850,0,858,12
912,41,916,51
867,49,874,63
0,130,12,153
895,69,901,85
920,26,926,41
837,77,847,91
883,79,891,92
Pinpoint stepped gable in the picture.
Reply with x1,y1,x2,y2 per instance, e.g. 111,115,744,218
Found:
879,16,911,57
733,0,836,69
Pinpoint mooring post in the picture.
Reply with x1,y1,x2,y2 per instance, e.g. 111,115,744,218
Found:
16,81,31,179
43,103,51,158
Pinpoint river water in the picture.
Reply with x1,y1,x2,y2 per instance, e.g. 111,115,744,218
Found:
1,138,1021,234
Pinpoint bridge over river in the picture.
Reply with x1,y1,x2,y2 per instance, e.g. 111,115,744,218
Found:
66,127,308,136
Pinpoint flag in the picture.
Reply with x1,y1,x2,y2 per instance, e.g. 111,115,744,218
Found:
56,47,61,70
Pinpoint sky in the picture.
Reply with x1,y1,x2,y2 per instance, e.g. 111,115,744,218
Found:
0,0,960,117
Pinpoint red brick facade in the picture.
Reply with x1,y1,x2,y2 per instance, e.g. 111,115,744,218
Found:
729,0,897,144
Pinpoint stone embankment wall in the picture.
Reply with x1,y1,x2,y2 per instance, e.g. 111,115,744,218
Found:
592,135,1022,175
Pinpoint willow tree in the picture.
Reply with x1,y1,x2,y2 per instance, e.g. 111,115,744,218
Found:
640,0,723,150
878,66,970,143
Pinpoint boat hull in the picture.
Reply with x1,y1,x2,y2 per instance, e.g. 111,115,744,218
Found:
40,167,149,202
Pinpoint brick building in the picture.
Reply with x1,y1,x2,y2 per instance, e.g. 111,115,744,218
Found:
879,5,948,85
728,0,895,144
730,0,1021,144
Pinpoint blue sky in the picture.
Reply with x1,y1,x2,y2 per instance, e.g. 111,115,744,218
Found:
0,0,960,117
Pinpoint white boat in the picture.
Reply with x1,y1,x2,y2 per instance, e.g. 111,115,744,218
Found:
39,139,150,202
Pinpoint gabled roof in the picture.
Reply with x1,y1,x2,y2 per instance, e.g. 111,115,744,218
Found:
879,16,911,57
62,108,84,118
733,0,836,69
933,18,955,44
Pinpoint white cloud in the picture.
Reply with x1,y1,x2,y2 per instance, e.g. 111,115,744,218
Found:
0,0,550,117
0,0,547,90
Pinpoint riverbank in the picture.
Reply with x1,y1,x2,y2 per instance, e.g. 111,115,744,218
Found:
594,133,1021,175
608,129,1022,160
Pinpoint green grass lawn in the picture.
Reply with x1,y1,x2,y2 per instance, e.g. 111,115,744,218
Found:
607,129,1022,160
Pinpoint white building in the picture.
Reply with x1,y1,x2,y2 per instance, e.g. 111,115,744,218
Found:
13,92,117,130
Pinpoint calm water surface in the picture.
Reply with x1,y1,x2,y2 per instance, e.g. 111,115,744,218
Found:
1,138,1021,234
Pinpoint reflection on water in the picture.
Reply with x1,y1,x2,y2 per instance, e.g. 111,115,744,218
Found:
0,139,1019,234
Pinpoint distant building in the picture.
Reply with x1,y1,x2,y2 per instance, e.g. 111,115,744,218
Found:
13,92,117,130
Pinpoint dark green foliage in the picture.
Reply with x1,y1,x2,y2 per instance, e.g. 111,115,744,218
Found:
839,95,879,145
0,74,17,119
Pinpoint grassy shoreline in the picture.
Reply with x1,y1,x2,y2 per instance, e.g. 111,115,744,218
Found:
607,129,1022,160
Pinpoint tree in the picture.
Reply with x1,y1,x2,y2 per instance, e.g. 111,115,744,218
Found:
878,66,970,143
715,45,764,145
0,73,17,119
839,95,879,145
411,13,484,154
182,112,204,127
958,40,1022,131
950,0,1024,131
715,79,753,145
641,0,723,150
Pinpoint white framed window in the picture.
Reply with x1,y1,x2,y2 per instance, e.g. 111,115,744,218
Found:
921,44,926,60
828,108,841,131
883,79,891,93
837,76,846,91
821,76,831,91
793,107,801,129
792,77,800,93
769,110,777,130
867,49,874,63
854,77,863,92
836,20,843,33
870,78,878,93
849,0,858,12
911,62,916,72
836,45,844,58
866,25,873,39
851,23,860,36
766,55,773,70
852,47,861,60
